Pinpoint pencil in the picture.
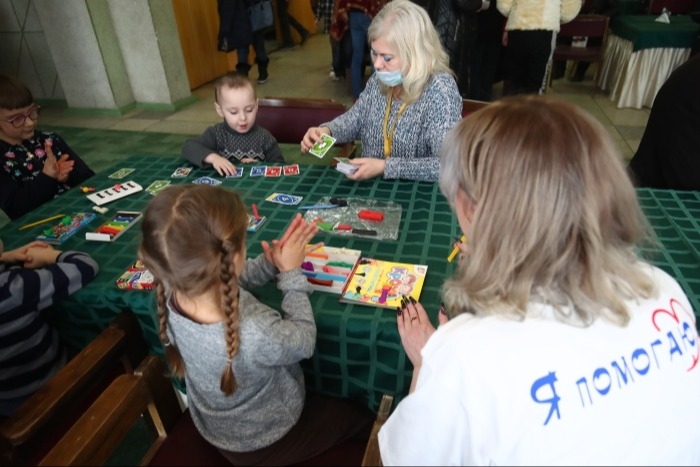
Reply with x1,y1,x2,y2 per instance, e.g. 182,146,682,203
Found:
447,234,466,262
252,203,260,221
19,214,66,231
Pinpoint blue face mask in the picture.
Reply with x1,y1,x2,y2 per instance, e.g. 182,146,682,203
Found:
375,70,403,87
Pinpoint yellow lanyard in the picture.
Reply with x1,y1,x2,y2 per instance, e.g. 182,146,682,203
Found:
382,94,407,158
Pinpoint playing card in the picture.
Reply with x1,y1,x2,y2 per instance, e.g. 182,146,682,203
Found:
251,166,267,177
266,193,303,205
146,180,171,196
265,166,282,177
171,167,192,178
108,168,135,179
192,176,222,186
308,134,336,158
283,164,300,176
334,157,358,175
225,167,244,178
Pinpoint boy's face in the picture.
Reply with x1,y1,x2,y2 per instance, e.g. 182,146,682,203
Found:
0,103,39,145
214,85,258,134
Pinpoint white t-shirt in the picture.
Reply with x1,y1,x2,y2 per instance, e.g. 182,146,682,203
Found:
378,265,700,466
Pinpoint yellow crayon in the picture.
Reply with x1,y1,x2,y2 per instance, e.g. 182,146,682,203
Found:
447,235,466,262
19,214,66,231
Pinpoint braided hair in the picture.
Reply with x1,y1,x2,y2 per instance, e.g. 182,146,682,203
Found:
139,184,247,395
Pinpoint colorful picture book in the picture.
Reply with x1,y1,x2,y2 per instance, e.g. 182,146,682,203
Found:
301,246,362,294
115,259,154,290
85,211,143,242
35,212,97,245
340,257,428,309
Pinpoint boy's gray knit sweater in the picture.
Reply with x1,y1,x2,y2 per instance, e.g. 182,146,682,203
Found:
167,254,315,452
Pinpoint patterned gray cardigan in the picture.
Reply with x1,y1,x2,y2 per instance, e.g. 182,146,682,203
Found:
323,72,462,182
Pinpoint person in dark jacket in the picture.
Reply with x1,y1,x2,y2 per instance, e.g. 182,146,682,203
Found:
0,74,94,221
468,0,505,101
217,0,271,84
628,53,700,191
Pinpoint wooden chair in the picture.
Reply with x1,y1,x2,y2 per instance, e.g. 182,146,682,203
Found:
0,310,148,466
461,99,490,118
257,97,356,159
361,394,394,467
548,14,610,95
39,353,393,466
647,0,694,14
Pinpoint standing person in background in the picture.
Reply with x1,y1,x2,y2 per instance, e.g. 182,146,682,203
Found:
0,239,99,416
277,0,311,50
314,0,344,80
498,0,580,95
378,95,700,465
434,0,487,97
628,53,700,191
330,0,388,100
139,185,374,465
468,0,505,100
0,74,94,221
303,0,462,181
217,0,271,84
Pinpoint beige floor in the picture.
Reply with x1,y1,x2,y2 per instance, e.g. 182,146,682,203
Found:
38,32,650,161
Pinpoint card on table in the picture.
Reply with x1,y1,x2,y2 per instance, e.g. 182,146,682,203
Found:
192,176,222,186
309,134,336,159
171,167,192,178
266,193,303,205
283,164,300,176
145,180,171,196
250,166,267,177
265,166,282,177
225,167,244,178
108,168,135,179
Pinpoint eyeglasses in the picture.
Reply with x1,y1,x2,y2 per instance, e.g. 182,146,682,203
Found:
5,106,41,128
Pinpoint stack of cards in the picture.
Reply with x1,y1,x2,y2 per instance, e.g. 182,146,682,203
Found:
226,167,245,178
266,193,303,205
334,157,358,175
309,135,336,158
250,165,301,177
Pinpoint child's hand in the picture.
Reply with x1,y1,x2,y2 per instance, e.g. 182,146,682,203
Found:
240,157,256,164
204,153,237,176
41,141,60,179
261,213,303,266
23,245,61,269
56,154,74,183
268,218,321,272
0,240,51,263
301,127,331,153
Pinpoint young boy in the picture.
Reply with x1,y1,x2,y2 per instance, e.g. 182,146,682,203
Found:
0,74,95,220
181,72,284,176
0,239,99,416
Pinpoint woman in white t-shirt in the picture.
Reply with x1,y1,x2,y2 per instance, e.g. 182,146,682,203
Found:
379,95,700,466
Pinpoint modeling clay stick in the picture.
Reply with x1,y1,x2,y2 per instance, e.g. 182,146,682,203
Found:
307,251,329,259
357,210,384,221
302,271,348,282
252,203,260,221
19,214,66,231
322,266,350,276
447,234,467,262
307,277,334,287
352,228,377,236
327,261,357,268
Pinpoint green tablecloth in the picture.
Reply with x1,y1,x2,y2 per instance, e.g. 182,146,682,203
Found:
1,154,698,411
611,14,700,51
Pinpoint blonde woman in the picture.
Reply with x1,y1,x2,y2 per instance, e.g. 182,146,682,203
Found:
301,0,462,182
378,96,700,465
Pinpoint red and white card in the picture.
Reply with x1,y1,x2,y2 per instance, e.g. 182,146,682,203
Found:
265,166,282,177
283,164,300,176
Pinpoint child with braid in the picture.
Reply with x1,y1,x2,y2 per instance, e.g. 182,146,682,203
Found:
138,184,374,466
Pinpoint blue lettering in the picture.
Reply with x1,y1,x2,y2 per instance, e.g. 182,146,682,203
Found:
531,372,560,426
680,321,697,351
667,331,683,360
611,357,634,387
649,339,663,368
576,377,592,407
631,348,651,375
592,367,611,395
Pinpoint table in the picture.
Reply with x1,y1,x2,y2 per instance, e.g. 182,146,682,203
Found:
1,154,698,412
599,15,699,108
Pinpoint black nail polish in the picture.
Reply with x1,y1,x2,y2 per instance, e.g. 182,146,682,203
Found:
396,307,402,316
409,296,416,304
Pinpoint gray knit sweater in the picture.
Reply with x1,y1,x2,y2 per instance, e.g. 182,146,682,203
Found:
166,254,315,452
323,72,462,181
181,123,284,167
